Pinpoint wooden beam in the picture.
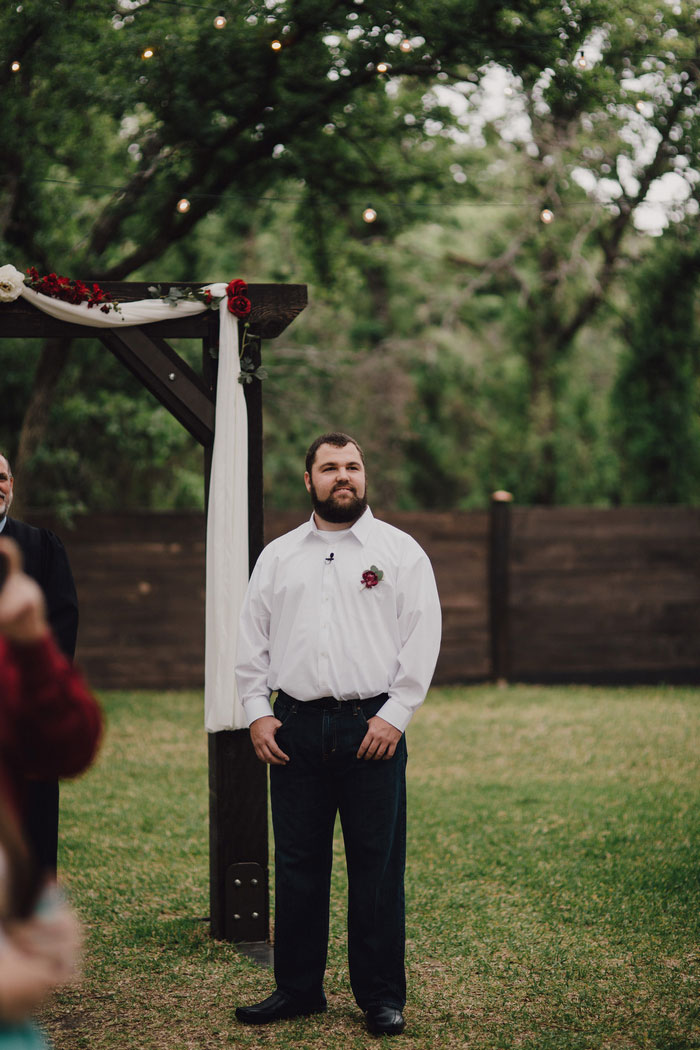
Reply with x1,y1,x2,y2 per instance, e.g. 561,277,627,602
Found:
0,282,308,340
98,328,215,447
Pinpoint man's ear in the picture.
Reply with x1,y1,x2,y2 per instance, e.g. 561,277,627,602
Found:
304,471,312,494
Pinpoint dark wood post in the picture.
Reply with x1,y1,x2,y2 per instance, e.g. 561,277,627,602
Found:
1,280,308,958
205,325,270,950
489,491,513,686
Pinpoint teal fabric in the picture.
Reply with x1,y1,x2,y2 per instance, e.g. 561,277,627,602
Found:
0,1021,49,1050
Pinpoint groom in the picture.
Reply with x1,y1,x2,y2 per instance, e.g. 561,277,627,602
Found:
235,432,441,1036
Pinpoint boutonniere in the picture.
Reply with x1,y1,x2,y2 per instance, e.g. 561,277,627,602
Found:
361,565,384,589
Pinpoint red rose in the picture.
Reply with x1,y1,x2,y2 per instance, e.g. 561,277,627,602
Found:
361,570,379,588
227,294,251,318
226,279,247,299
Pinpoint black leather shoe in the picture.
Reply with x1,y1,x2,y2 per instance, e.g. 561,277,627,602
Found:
235,989,327,1025
365,1004,405,1036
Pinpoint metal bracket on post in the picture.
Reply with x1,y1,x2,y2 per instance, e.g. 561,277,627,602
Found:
225,863,272,965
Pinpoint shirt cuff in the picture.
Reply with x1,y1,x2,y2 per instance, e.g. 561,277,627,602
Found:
242,695,275,727
376,697,412,734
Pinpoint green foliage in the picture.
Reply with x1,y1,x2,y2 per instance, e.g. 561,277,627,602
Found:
611,236,700,504
20,340,203,517
2,0,700,510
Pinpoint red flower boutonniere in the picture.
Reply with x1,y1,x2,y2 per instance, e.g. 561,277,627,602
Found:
361,565,384,589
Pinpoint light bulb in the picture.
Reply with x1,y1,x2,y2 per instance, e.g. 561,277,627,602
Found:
142,47,155,60
376,61,389,73
271,39,282,51
11,60,20,72
576,51,587,69
540,208,554,224
362,207,378,223
177,198,191,213
399,39,412,53
214,12,227,29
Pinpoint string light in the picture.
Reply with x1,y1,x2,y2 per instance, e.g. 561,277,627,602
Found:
576,50,587,69
11,60,21,72
271,39,282,51
25,175,693,230
142,47,155,60
376,61,389,74
399,39,412,53
213,11,227,29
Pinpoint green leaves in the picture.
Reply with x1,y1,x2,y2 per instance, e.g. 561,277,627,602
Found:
147,284,222,310
237,356,268,385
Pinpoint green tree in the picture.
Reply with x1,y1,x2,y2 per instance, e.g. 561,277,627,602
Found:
611,235,700,503
2,0,699,511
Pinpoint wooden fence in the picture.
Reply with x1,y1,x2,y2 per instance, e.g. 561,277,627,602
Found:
25,505,700,689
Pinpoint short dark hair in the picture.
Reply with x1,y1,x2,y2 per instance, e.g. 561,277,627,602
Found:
305,432,364,475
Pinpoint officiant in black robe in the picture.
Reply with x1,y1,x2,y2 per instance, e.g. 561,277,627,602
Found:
0,452,79,874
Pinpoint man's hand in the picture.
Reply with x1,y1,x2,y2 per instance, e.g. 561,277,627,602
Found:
0,537,48,644
357,716,402,761
249,715,290,766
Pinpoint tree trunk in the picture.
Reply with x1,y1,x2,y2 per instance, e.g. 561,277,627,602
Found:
13,337,72,514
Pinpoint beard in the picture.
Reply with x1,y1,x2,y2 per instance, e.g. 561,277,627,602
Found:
310,480,368,524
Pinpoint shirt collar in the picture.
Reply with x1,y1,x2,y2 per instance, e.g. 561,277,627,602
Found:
0,516,6,534
302,506,374,547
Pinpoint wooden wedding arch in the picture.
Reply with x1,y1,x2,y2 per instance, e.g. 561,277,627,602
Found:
1,281,308,954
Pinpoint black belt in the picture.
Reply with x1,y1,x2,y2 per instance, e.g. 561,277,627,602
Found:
276,689,388,711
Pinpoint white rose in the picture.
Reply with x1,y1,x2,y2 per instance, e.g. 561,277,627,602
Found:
0,264,25,303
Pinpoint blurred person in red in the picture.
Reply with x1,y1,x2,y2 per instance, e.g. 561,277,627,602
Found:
0,452,80,876
0,536,101,1048
0,536,100,821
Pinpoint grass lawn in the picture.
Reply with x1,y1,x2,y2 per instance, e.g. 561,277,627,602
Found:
44,684,700,1050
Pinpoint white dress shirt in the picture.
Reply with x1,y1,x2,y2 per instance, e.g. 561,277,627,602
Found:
235,507,442,733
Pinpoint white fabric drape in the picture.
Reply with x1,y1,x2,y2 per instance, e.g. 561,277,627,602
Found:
13,282,249,730
203,297,249,731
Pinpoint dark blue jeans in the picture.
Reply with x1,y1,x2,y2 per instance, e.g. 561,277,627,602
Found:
270,690,407,1010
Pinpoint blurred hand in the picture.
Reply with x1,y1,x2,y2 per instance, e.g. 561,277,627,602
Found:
0,896,83,1022
9,901,83,983
0,537,48,644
